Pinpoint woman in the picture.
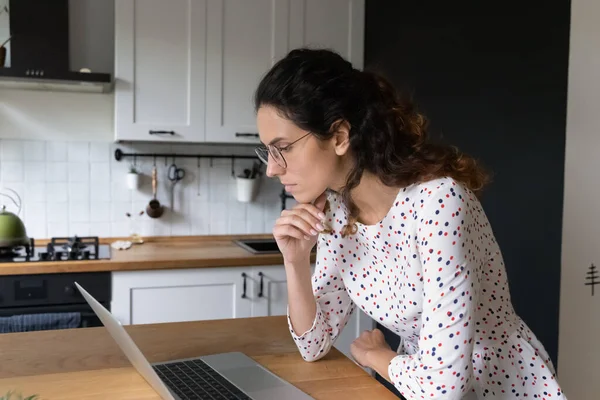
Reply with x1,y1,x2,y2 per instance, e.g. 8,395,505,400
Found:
253,48,565,400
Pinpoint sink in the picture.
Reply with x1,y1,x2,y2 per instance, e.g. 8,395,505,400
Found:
233,239,281,254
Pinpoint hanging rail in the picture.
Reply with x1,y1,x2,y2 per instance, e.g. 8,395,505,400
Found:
114,148,259,176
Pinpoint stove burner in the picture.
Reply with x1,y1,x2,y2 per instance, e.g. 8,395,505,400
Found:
0,236,110,263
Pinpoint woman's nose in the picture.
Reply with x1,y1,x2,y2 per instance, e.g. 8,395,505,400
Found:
266,158,283,177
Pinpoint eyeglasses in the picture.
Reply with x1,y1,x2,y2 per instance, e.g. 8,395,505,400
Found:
255,132,312,169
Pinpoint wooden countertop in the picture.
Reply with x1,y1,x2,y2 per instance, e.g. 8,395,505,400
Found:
0,235,315,276
0,316,395,399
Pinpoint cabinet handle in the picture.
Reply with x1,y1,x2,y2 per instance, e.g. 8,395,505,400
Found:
149,130,175,135
235,132,259,138
258,272,264,298
241,272,247,299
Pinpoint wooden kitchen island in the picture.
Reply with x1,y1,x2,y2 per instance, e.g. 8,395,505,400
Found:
0,316,397,399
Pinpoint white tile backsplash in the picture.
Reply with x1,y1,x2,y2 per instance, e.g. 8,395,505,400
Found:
1,140,24,161
46,162,68,182
46,141,67,162
24,141,46,161
68,142,90,162
1,162,24,182
1,139,283,239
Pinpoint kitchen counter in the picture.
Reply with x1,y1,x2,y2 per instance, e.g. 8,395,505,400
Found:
0,235,315,276
0,316,395,399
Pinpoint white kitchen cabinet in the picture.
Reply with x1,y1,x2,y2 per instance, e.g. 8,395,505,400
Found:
289,0,365,69
111,267,253,325
114,0,365,144
205,0,365,144
204,0,290,144
114,0,207,142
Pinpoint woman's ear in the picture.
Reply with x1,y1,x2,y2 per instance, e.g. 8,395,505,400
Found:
331,120,351,156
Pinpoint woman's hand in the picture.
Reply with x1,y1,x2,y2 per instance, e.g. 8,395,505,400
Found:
350,329,397,382
274,192,327,265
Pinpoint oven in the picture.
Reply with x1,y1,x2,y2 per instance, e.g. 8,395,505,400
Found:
0,272,111,333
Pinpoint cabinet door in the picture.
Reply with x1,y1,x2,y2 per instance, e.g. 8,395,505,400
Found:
250,265,290,317
205,0,290,144
111,268,253,325
289,0,365,69
114,0,206,142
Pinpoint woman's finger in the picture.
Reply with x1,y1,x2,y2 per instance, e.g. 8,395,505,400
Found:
276,214,318,236
273,224,310,241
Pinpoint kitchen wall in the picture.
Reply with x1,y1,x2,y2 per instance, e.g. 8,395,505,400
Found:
557,0,600,397
365,0,570,392
0,137,286,240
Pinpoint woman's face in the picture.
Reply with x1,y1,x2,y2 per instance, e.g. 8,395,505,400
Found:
256,105,348,204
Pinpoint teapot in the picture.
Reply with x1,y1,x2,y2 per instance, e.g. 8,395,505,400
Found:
0,188,29,248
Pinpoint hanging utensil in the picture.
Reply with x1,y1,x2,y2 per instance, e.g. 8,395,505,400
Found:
168,162,185,211
146,165,164,218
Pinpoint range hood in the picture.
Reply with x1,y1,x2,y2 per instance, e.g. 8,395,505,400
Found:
0,0,113,93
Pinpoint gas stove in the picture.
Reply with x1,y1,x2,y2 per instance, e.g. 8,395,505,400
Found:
0,236,111,263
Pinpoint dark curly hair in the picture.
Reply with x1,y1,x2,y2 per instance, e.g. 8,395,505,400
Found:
254,48,490,237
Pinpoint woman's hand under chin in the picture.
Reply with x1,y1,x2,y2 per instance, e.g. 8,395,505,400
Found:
350,329,397,382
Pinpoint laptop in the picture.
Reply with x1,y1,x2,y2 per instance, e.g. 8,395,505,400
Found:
74,282,314,400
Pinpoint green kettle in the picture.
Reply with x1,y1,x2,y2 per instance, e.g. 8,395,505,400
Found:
0,189,29,248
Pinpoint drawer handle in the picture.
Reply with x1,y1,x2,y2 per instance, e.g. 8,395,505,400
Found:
235,132,259,138
241,272,247,299
258,272,264,298
149,130,175,135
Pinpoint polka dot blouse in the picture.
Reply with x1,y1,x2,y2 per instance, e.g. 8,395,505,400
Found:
287,177,565,399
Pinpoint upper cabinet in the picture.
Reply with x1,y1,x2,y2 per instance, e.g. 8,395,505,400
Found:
114,0,365,144
114,0,207,142
204,0,290,144
289,0,365,69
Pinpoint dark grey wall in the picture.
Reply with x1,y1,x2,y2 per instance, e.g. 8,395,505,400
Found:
365,0,570,390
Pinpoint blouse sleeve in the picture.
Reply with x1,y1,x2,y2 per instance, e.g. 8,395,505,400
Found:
287,232,355,362
387,183,483,400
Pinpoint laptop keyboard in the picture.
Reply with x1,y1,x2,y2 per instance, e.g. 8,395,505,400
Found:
153,359,252,400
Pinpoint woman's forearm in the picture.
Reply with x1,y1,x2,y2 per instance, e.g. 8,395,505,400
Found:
285,258,317,335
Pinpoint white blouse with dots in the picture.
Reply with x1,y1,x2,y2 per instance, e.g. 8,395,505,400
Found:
287,177,565,399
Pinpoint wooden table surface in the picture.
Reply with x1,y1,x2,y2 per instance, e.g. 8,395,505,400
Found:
0,235,315,276
0,316,396,400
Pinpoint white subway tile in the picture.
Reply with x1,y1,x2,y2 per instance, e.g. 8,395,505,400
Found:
90,143,110,162
69,202,90,223
1,161,24,182
110,221,129,237
111,181,132,202
46,142,67,162
25,182,47,202
69,182,90,202
89,222,111,238
4,140,275,239
90,162,110,181
90,202,111,222
47,201,69,223
27,223,48,240
68,162,89,182
24,141,46,161
1,140,24,161
47,223,69,238
68,142,90,162
90,181,111,202
46,162,68,182
24,162,46,182
111,202,132,222
47,183,68,203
